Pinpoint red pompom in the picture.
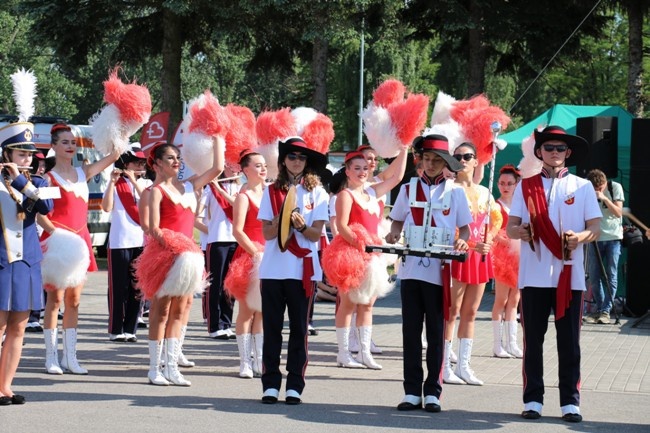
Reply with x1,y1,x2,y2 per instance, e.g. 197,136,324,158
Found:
321,224,382,293
301,113,335,155
388,93,430,147
188,90,231,137
103,68,152,124
491,232,520,289
372,79,405,107
224,104,257,166
256,108,295,146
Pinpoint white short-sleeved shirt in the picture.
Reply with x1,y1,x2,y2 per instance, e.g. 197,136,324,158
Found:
389,178,473,285
258,184,329,281
510,174,602,290
205,181,241,243
107,177,152,249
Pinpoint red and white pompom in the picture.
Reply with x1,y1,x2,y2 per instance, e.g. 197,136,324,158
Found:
182,90,230,176
91,68,152,156
224,243,264,312
224,104,257,170
361,79,429,158
256,108,296,180
134,229,209,300
293,107,335,156
321,224,394,304
448,94,511,164
41,229,90,292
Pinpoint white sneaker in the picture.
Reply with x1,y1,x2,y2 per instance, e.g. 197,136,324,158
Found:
209,329,230,340
109,333,127,342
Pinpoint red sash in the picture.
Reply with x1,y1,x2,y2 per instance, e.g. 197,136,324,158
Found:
209,182,234,223
405,179,451,320
522,174,572,320
115,177,140,225
268,184,314,297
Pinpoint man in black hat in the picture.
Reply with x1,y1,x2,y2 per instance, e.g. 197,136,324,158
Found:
507,125,602,423
386,133,472,413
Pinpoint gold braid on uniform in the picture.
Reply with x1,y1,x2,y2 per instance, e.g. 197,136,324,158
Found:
2,168,27,220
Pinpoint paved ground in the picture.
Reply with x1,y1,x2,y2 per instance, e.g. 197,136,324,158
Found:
3,262,649,432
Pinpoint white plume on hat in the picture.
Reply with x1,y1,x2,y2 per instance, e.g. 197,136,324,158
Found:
518,131,543,178
10,68,37,122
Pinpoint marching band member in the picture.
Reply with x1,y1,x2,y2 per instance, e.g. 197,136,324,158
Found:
258,137,329,405
0,122,53,405
327,148,407,369
135,140,223,386
101,143,151,342
386,134,471,413
224,150,267,378
490,164,523,358
507,126,601,423
39,123,120,375
444,141,502,386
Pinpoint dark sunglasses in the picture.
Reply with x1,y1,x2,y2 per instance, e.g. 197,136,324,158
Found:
453,153,475,162
287,153,308,162
542,144,568,153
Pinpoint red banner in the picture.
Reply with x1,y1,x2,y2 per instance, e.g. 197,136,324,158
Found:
140,111,170,156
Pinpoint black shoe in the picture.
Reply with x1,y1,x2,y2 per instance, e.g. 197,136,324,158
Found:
262,395,278,404
424,402,441,413
308,324,319,336
285,396,302,405
25,322,43,333
0,396,11,406
562,413,582,423
521,410,541,420
11,395,25,405
397,401,421,411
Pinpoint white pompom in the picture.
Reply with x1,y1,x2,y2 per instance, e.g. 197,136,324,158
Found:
257,143,280,181
361,103,400,158
424,121,467,153
90,104,130,155
41,230,90,290
182,131,216,176
430,91,457,126
518,133,542,178
156,251,207,298
349,255,394,305
291,107,319,136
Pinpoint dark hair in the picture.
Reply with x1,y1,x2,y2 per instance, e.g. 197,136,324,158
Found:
456,141,477,154
275,162,320,192
115,153,144,170
328,167,347,194
586,168,606,187
239,150,261,168
50,123,72,144
147,142,179,169
499,164,520,180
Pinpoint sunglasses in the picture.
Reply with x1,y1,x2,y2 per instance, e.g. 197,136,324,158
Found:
453,153,475,162
287,153,308,162
542,144,568,153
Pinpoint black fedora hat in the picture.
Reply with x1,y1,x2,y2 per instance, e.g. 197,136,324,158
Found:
412,134,463,172
278,136,328,176
533,125,588,167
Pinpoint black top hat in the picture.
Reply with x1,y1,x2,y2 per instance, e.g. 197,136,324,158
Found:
533,125,588,167
412,134,463,172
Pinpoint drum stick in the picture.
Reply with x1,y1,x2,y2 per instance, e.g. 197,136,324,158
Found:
623,208,649,231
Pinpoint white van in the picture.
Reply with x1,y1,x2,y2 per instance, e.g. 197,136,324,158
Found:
0,115,112,256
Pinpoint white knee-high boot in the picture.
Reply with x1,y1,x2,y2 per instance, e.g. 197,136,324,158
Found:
251,333,264,377
148,340,169,385
336,328,364,368
60,328,88,375
348,313,359,353
455,338,483,385
177,325,195,367
163,338,191,386
492,321,513,358
44,328,63,375
443,340,465,384
236,334,254,378
355,326,382,370
505,320,523,358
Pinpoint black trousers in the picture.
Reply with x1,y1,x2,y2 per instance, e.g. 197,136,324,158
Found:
107,247,143,335
203,241,237,333
401,278,445,399
520,287,583,408
261,279,311,394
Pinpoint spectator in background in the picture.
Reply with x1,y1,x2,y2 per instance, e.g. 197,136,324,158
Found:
584,169,624,325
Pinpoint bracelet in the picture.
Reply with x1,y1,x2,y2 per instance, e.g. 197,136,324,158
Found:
298,225,307,233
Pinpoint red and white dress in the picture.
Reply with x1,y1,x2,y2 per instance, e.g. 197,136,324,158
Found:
41,167,97,272
321,187,393,305
135,182,206,300
223,192,264,312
